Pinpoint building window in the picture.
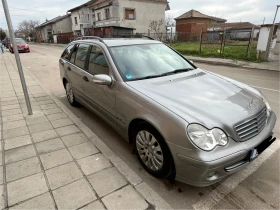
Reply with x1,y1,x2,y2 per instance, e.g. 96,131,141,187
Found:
74,17,78,25
87,14,90,21
97,13,101,21
105,8,110,19
125,8,135,20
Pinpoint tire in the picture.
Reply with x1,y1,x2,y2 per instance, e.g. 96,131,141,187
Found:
133,122,175,178
65,81,79,107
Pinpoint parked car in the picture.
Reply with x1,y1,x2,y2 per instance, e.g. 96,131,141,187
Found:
9,38,30,53
59,37,276,186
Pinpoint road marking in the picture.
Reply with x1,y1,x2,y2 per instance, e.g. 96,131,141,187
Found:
252,86,280,93
192,139,280,210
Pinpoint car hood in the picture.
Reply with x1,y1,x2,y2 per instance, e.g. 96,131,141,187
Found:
10,43,26,48
127,69,265,139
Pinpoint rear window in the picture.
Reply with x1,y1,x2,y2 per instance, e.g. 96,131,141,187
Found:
15,39,25,44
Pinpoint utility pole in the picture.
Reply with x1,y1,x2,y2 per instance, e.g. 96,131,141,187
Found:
2,0,33,115
266,5,280,61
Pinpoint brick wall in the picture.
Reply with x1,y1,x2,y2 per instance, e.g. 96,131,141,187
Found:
176,18,211,33
176,18,219,41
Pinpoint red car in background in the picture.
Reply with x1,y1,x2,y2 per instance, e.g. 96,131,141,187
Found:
9,38,30,53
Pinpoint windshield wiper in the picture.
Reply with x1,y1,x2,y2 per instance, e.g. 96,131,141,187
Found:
160,68,194,76
129,74,163,81
129,68,194,81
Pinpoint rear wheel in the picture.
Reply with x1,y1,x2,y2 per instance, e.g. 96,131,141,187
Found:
65,82,79,107
133,122,175,178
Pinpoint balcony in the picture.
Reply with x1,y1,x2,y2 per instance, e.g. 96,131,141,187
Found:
94,17,120,27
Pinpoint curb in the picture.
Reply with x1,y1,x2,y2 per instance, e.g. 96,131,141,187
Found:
29,42,66,48
9,54,172,209
188,58,279,72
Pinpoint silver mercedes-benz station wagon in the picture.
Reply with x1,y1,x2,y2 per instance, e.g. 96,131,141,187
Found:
59,36,276,186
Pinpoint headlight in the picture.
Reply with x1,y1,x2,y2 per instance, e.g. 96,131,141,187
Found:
260,93,271,117
187,124,228,151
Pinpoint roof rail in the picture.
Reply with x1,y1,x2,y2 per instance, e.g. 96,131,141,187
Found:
73,36,104,43
142,36,155,40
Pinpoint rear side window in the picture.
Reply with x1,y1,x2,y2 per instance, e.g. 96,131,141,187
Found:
70,45,78,63
87,45,109,75
61,44,75,60
74,44,90,69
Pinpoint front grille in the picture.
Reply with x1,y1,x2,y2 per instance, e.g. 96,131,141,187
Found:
235,108,267,141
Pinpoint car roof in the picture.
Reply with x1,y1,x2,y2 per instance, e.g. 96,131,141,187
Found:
76,38,162,47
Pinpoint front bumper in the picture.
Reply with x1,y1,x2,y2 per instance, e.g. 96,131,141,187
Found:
168,111,277,187
10,47,29,52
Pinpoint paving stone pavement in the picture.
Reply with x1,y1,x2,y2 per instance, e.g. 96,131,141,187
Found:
0,51,172,209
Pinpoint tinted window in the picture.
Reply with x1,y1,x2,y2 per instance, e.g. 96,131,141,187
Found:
88,46,109,75
70,45,78,63
61,44,75,60
15,39,25,44
74,44,90,69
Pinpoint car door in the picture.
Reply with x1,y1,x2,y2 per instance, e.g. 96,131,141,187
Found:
66,43,90,101
83,44,117,127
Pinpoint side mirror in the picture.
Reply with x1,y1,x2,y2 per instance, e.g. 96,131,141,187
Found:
189,60,194,64
92,74,112,86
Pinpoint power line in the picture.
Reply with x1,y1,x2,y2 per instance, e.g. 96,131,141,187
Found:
9,7,55,12
7,0,82,12
28,0,78,9
0,13,28,16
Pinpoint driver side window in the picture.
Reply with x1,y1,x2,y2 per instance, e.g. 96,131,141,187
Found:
87,45,109,75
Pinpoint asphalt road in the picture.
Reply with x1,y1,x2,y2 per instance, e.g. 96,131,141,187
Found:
11,44,280,209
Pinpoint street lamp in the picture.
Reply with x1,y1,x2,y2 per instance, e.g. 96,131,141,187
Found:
266,5,280,60
1,0,33,115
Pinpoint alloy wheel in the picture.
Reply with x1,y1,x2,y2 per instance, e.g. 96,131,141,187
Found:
66,83,74,104
136,130,164,171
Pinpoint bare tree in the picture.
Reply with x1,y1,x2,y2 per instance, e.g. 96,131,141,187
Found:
165,15,175,27
0,28,7,40
149,18,164,40
18,20,40,39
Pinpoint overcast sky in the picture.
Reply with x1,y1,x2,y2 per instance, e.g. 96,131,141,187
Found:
0,0,279,30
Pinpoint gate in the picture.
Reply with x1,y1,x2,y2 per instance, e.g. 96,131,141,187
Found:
199,28,255,58
199,30,224,55
222,28,255,58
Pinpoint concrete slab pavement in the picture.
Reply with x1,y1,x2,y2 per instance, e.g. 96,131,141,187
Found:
0,53,172,210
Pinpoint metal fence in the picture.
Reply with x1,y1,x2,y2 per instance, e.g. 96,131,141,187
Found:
199,29,255,57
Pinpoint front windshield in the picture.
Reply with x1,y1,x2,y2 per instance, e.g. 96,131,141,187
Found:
15,39,25,44
110,44,195,81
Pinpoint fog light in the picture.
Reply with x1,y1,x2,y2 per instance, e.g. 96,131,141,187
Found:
206,171,219,181
207,171,216,177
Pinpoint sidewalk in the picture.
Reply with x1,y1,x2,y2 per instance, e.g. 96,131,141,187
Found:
0,53,172,210
186,55,280,71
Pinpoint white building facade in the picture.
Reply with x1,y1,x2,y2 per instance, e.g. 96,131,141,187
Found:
68,2,92,36
89,0,169,36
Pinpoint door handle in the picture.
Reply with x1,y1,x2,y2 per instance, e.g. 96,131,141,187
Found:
83,76,89,82
67,66,71,71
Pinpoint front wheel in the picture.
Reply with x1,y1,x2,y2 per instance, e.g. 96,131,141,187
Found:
133,123,175,178
65,82,79,107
